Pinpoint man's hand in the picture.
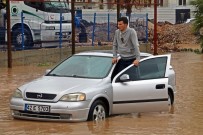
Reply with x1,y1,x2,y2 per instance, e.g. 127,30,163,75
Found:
112,58,118,64
133,60,139,66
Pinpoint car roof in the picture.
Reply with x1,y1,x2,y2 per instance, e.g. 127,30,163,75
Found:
75,50,153,58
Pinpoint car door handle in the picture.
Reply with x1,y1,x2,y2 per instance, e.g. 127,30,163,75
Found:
156,84,165,89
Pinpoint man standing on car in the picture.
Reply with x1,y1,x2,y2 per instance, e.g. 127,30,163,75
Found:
112,17,140,73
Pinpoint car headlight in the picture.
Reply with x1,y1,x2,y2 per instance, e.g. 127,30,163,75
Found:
12,89,23,98
59,93,86,102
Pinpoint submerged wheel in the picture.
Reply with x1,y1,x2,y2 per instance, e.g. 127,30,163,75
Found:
88,100,107,121
12,27,33,49
168,91,174,106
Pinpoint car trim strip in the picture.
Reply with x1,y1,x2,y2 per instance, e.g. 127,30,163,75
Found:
113,98,168,104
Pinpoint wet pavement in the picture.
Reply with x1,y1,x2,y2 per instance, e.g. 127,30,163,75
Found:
0,52,203,135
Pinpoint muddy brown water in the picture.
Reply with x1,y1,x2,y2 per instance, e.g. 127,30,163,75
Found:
0,52,203,135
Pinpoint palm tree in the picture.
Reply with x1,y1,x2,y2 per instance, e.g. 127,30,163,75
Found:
191,0,203,53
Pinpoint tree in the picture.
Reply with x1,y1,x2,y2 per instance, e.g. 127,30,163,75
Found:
191,0,203,53
120,0,152,21
121,0,135,20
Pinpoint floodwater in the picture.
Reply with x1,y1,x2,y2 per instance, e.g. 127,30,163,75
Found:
0,52,203,135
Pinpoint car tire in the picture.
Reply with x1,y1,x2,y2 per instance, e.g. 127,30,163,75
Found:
168,91,174,106
88,100,107,121
12,27,33,49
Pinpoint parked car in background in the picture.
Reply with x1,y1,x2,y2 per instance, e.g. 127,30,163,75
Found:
10,50,176,122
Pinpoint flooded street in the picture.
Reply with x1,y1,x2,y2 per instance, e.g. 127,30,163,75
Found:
0,52,203,135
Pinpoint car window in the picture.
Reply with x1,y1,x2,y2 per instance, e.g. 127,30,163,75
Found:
116,57,167,82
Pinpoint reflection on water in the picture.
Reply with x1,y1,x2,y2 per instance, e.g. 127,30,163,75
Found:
0,52,203,135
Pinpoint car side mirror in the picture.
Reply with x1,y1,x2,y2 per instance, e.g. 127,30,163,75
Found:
45,69,51,75
119,74,130,82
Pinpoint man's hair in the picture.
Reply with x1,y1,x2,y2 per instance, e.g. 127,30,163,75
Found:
118,17,128,24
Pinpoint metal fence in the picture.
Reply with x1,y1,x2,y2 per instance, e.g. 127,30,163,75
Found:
0,12,148,50
0,1,149,67
79,12,148,46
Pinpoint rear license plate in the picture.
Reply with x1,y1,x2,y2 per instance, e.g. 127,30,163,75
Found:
25,104,50,112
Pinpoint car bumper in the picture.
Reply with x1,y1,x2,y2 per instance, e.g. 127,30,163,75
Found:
10,98,90,122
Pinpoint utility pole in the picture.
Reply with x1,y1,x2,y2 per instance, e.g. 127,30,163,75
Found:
71,0,75,55
153,0,158,55
6,0,12,68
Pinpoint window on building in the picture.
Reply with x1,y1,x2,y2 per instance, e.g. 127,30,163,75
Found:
179,0,186,6
157,0,163,7
183,0,186,5
76,0,83,2
144,0,151,7
147,0,152,7
138,0,153,8
149,0,163,7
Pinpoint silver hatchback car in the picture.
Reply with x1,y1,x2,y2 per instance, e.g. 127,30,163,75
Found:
10,50,176,122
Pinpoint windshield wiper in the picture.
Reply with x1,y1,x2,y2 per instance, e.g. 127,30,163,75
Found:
47,73,58,76
72,74,86,78
47,73,65,77
47,73,83,78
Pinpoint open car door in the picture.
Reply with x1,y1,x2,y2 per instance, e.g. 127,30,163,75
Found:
112,54,171,114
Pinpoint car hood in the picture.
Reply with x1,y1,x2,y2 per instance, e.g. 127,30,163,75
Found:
19,76,102,95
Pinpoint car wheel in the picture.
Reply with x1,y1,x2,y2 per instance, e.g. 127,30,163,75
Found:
12,27,33,49
88,100,107,121
168,91,174,106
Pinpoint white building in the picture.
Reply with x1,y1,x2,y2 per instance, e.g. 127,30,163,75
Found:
75,0,195,24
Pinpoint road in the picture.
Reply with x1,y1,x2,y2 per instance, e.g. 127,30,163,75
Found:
0,52,203,135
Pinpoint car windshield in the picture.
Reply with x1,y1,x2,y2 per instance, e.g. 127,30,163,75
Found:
44,0,70,13
45,1,67,8
24,0,70,13
47,55,113,79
